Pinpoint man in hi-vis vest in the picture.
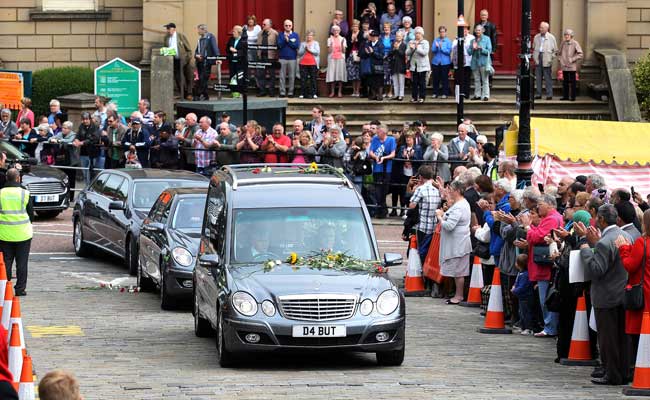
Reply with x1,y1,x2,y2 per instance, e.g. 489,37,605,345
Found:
0,168,33,296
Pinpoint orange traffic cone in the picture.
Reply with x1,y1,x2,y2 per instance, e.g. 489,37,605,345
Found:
623,311,650,395
478,267,512,334
17,354,35,400
460,256,483,307
8,322,22,387
0,254,7,317
9,297,24,350
1,281,13,330
560,293,598,366
403,235,426,296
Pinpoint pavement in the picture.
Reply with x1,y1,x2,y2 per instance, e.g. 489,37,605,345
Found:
19,209,630,399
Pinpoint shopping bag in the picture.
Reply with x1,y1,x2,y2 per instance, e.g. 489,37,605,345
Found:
423,224,443,283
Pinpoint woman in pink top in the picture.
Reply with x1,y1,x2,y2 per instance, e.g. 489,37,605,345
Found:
289,131,316,163
17,97,35,128
326,25,347,97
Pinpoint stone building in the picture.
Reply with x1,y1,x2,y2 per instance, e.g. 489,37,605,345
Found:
0,0,649,95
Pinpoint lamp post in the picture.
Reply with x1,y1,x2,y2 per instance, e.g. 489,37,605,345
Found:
241,27,249,126
456,1,465,126
516,0,533,185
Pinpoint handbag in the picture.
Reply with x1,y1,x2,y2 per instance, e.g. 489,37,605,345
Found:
556,69,564,81
352,158,373,176
533,245,554,266
486,54,495,76
352,50,360,63
372,63,384,74
624,238,647,311
545,271,562,313
423,224,443,283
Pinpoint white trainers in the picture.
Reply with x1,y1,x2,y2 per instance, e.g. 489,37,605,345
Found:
313,95,318,99
520,329,533,336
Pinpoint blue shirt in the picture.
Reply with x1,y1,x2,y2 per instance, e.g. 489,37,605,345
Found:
278,31,300,60
513,271,534,299
484,193,511,260
370,135,397,173
381,35,393,57
431,37,452,66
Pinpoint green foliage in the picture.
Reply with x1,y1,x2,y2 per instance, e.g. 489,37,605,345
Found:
633,53,650,115
31,67,94,117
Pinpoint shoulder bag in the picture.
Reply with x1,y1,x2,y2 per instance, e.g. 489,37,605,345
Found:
533,244,553,266
545,269,562,313
624,238,647,311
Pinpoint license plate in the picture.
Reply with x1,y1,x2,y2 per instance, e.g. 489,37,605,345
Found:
292,325,346,338
35,194,58,203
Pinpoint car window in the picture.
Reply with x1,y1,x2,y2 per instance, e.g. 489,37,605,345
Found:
101,175,125,200
89,173,109,194
172,196,207,230
116,179,129,202
148,191,172,222
0,141,26,160
205,183,226,256
132,180,207,209
231,207,374,264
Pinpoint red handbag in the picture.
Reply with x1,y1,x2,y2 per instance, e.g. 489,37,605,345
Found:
423,224,443,283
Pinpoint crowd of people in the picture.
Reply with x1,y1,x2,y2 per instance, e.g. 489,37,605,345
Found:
161,3,583,102
406,157,650,386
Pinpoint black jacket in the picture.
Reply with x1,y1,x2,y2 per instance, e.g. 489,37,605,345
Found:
389,41,407,74
76,123,104,158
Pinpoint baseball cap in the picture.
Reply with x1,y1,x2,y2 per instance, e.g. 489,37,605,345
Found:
131,118,142,124
369,30,379,37
164,22,176,29
221,112,230,118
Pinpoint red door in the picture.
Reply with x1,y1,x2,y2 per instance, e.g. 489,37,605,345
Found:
475,0,549,74
217,0,294,54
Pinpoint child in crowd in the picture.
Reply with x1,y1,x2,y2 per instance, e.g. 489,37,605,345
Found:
512,253,535,336
125,145,141,168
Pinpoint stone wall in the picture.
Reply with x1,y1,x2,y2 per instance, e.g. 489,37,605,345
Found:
627,0,650,63
0,0,143,71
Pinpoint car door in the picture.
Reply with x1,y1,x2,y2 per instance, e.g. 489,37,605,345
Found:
147,193,173,283
140,196,165,283
102,174,128,255
82,173,109,244
112,178,132,254
197,182,226,323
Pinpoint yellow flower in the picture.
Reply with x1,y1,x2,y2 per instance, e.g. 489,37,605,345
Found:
290,252,298,264
310,162,318,171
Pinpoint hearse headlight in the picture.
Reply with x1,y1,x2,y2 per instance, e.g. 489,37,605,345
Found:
376,290,399,315
62,175,69,185
261,300,276,317
172,247,193,267
359,299,373,316
232,292,258,316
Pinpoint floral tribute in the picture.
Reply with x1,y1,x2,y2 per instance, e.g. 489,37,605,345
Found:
264,250,386,274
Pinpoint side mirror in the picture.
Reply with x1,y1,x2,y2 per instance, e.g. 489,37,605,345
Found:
199,253,221,268
143,222,165,232
383,253,403,267
108,200,126,211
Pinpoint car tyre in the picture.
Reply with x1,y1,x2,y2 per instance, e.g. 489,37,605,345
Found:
73,218,90,257
193,288,213,338
376,347,405,366
216,305,236,368
137,257,155,292
125,235,138,276
160,271,177,310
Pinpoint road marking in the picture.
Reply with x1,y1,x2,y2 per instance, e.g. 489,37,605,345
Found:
49,257,78,260
33,232,72,237
60,271,132,287
31,252,76,255
27,325,84,338
33,223,71,227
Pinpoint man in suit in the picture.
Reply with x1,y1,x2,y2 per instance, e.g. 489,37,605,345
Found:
447,123,477,175
164,22,194,100
194,23,220,101
578,204,630,385
615,201,641,242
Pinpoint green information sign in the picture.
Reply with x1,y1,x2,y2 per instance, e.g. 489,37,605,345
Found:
94,58,141,115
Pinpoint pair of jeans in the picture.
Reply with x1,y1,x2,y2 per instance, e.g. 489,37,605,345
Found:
454,66,472,98
432,64,451,96
411,71,427,100
472,66,489,99
518,296,534,330
256,62,276,94
196,61,212,98
279,59,297,96
536,64,553,97
537,279,559,335
562,70,577,100
372,171,391,217
299,65,318,97
391,73,405,97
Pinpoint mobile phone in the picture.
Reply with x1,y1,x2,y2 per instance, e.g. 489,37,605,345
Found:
537,183,544,192
631,186,636,197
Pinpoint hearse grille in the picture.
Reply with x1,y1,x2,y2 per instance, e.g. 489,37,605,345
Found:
278,294,357,321
27,182,66,195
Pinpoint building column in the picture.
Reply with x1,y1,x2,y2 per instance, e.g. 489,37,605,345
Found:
584,0,627,64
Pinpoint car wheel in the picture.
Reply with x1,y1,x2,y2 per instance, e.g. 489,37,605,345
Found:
36,210,61,219
73,218,90,257
376,347,405,366
160,271,177,310
125,235,138,276
137,257,155,292
193,288,213,338
216,305,236,368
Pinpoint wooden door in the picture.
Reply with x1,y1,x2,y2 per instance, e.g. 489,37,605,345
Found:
217,0,294,54
475,0,549,74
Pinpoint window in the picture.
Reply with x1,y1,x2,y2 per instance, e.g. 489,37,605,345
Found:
172,197,207,230
116,179,129,202
205,182,226,256
101,175,125,201
42,0,97,11
89,173,108,194
132,180,208,210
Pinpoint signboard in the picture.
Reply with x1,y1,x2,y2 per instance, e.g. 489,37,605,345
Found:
94,58,141,115
0,71,25,110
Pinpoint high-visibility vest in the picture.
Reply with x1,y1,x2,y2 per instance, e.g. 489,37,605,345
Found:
0,186,32,242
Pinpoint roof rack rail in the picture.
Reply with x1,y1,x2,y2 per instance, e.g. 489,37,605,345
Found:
220,163,353,190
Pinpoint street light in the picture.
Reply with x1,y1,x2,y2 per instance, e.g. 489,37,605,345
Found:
516,0,533,186
456,1,465,126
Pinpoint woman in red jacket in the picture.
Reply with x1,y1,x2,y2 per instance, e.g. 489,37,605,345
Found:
615,209,650,373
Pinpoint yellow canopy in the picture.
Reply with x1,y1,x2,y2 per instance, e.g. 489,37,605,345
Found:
504,117,650,166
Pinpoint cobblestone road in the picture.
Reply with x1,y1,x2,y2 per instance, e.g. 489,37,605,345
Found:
20,210,628,399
